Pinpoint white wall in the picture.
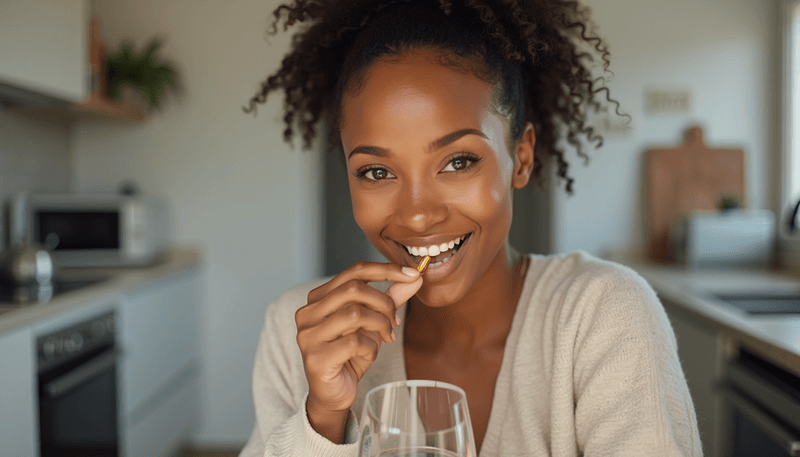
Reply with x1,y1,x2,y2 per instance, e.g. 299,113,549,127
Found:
71,0,322,445
550,0,781,257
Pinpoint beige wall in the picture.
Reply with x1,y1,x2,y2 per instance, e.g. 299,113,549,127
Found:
72,0,323,445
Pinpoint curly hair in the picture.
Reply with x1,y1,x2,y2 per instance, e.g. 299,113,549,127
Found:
243,0,627,194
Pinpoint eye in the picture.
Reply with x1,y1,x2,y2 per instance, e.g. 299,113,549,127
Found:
354,166,396,181
442,153,481,172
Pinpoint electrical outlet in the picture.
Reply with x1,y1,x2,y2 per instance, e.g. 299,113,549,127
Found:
645,89,691,114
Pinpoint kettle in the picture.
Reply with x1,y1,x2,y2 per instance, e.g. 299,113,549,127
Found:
0,236,55,286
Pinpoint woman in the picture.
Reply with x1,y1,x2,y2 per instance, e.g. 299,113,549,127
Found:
240,1,702,456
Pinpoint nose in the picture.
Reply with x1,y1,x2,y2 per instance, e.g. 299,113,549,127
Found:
394,178,448,232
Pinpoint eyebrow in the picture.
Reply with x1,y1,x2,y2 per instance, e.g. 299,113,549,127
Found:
347,128,488,159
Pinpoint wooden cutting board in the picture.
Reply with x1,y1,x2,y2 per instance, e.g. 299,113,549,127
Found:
645,126,745,262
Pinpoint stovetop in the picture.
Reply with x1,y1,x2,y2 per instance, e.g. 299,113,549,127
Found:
0,277,111,306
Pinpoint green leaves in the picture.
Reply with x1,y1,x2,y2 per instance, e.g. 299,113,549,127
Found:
105,38,178,109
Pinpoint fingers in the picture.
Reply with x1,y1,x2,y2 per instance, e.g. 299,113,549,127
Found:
300,279,398,329
386,276,424,310
305,331,380,377
308,261,420,303
303,303,396,345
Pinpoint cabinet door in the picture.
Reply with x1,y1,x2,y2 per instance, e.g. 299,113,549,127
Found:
118,271,201,427
0,0,88,102
0,327,38,456
663,300,722,457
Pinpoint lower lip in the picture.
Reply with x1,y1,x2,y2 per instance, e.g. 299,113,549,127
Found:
408,235,470,280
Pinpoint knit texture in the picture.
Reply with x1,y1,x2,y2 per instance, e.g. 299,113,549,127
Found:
239,251,703,456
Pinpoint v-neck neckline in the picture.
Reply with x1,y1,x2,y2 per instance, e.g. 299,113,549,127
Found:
394,254,537,456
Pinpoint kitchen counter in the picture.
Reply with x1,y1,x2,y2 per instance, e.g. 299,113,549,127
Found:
607,251,800,377
0,247,203,335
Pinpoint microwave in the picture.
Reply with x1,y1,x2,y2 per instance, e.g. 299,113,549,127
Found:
4,192,168,267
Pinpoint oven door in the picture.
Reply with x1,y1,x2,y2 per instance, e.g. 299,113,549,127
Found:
38,345,120,457
719,350,800,457
720,385,800,456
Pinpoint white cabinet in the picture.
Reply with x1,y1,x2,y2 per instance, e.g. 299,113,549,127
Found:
0,0,88,103
0,326,38,456
663,300,723,457
118,270,202,457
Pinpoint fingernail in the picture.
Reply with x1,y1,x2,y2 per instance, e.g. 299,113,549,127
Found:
390,329,396,342
402,266,420,277
395,315,401,327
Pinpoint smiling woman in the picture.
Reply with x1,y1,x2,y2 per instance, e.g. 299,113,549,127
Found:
240,1,702,456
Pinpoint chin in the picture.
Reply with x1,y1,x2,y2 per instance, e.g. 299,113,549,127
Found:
413,278,469,308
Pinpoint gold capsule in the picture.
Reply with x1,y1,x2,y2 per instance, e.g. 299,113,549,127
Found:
416,255,431,275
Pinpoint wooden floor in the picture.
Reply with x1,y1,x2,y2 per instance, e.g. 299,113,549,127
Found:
181,448,240,457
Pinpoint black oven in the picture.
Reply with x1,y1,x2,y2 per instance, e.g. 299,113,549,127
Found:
37,311,119,456
719,349,800,457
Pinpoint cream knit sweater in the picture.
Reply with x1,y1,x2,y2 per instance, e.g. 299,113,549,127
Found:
240,251,703,456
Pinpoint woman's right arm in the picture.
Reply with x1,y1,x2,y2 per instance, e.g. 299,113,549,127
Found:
239,262,423,457
240,283,358,457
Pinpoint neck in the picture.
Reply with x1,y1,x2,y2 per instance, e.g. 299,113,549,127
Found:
405,242,528,352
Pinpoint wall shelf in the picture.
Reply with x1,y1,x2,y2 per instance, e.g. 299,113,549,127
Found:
9,94,147,123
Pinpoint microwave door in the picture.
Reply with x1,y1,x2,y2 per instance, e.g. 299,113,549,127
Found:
35,210,121,251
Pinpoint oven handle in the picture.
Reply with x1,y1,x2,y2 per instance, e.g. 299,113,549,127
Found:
44,349,119,399
719,383,800,456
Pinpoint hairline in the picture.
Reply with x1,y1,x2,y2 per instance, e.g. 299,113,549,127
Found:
337,45,518,156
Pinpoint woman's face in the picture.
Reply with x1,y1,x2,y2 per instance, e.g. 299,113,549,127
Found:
340,49,534,306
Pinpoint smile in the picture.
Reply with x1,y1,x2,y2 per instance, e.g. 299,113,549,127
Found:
402,234,471,269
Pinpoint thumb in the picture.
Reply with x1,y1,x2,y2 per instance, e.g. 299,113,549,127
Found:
386,277,423,310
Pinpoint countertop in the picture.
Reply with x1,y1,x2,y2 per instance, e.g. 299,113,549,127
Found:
0,247,203,335
607,251,800,376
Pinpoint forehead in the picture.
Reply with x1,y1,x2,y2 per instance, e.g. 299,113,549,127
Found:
340,50,500,144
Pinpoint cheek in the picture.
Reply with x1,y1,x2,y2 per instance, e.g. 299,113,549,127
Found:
349,179,395,235
448,173,513,230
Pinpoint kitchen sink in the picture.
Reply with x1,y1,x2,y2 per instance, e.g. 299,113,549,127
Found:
707,291,800,315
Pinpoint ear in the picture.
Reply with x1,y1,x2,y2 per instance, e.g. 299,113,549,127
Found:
511,122,535,189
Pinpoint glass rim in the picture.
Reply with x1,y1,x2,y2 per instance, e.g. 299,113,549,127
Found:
364,379,468,401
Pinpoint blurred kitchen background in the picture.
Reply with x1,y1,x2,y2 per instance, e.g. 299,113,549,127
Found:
1,0,799,456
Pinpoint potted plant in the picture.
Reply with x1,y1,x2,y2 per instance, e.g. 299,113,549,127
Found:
105,37,180,111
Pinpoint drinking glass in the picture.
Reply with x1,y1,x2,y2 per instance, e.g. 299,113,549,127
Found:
357,380,477,457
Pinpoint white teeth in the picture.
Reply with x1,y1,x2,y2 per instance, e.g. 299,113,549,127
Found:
404,235,467,258
427,250,456,269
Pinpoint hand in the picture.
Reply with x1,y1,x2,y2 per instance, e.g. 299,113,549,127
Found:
295,261,423,442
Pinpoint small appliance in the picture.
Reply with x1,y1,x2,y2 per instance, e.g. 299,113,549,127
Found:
668,209,776,269
4,191,167,268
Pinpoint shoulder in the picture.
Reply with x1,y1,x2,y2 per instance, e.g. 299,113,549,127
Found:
529,250,667,335
532,250,656,303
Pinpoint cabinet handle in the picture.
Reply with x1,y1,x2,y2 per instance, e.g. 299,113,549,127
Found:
719,384,800,456
44,349,119,398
